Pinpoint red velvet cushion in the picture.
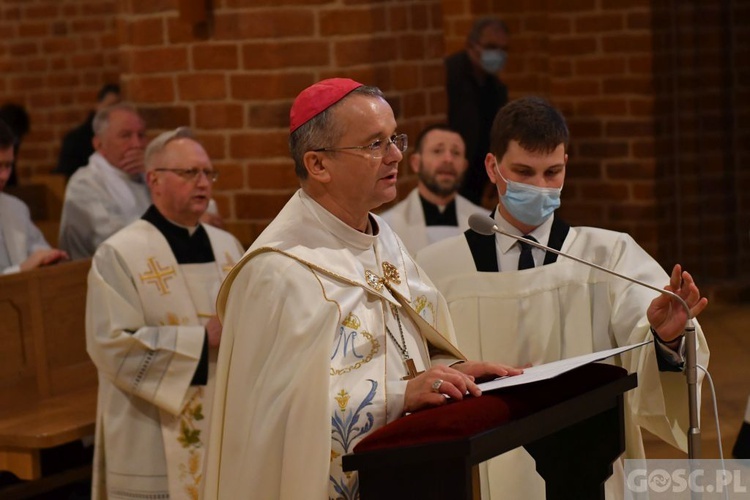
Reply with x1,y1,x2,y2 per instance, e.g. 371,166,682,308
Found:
354,363,627,453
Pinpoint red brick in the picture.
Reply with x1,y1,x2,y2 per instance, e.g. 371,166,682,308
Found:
9,42,38,57
606,161,655,179
128,76,176,103
246,162,298,189
194,132,227,160
231,73,314,101
248,102,290,129
72,19,109,33
82,1,117,16
235,192,295,220
580,182,630,201
320,7,386,36
214,10,314,40
139,106,190,130
575,56,627,76
178,74,227,101
130,0,177,15
549,36,598,56
578,141,630,159
389,4,410,31
193,44,239,70
211,162,245,190
550,79,601,97
129,18,165,46
577,98,629,116
229,131,289,159
410,4,429,30
241,41,329,70
42,38,78,54
335,37,397,67
225,0,330,5
195,103,244,129
71,53,105,69
18,23,49,37
568,119,603,138
400,34,431,61
574,13,623,34
608,203,657,220
131,47,189,74
626,11,651,30
602,76,653,95
23,4,60,18
602,34,652,53
605,120,653,138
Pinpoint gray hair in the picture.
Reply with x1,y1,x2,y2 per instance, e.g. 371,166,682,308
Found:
289,85,386,180
467,16,508,45
92,102,142,137
145,126,194,170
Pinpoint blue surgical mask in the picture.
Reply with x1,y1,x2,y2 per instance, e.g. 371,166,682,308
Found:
494,160,562,226
480,49,507,73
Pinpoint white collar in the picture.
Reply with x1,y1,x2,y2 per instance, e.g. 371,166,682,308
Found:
493,208,555,255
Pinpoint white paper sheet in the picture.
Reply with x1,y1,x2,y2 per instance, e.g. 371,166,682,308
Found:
477,340,652,392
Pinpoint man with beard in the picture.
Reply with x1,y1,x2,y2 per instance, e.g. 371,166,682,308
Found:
380,124,486,255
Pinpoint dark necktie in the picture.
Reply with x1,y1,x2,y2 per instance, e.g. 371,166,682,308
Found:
518,235,537,270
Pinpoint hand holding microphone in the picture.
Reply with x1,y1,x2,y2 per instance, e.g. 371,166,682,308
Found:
468,212,707,458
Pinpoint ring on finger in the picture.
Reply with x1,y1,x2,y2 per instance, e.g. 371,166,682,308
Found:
431,379,444,393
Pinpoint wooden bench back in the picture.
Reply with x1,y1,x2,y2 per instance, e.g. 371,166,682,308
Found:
0,259,95,408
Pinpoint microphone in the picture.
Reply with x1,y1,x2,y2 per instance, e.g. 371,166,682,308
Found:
468,213,701,459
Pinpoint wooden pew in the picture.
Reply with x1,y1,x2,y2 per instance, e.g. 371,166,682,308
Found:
0,259,96,484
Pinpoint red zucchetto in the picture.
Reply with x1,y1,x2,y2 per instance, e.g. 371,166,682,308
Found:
289,78,364,133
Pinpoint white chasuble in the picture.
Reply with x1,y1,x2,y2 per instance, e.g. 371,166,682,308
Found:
206,189,463,500
87,219,242,500
417,225,709,500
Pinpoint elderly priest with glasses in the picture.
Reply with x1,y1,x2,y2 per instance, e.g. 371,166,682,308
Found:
204,78,521,500
85,127,243,500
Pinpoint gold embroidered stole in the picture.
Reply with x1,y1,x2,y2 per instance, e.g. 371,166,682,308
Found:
117,220,239,499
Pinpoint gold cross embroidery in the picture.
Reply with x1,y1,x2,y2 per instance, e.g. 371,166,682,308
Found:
364,261,401,292
139,257,176,295
222,251,236,273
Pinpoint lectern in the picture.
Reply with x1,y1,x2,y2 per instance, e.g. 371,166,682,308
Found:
343,363,637,500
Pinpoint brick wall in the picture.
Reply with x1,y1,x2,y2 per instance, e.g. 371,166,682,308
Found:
0,0,120,176
443,0,749,286
118,0,447,245
2,0,747,287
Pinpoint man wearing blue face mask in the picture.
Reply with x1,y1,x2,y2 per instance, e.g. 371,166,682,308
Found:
445,16,509,207
417,96,710,500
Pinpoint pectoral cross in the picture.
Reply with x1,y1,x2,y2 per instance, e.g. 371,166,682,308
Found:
402,358,424,380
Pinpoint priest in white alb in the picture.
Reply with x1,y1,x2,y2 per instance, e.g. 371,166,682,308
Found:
204,78,521,500
59,103,151,260
86,127,243,499
417,96,710,499
379,124,486,255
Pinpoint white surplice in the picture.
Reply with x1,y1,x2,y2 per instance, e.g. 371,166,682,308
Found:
417,220,710,500
87,218,243,500
59,152,151,260
0,192,51,274
205,189,464,500
379,188,487,255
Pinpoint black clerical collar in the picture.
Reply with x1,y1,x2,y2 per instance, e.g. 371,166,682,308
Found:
142,205,215,264
420,195,458,227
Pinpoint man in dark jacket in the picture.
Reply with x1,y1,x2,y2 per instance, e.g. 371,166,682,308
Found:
55,83,121,178
445,17,509,206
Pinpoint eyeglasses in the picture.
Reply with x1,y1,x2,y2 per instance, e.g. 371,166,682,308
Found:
153,168,218,182
313,134,408,159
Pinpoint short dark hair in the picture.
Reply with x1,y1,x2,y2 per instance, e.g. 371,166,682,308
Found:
412,124,462,154
288,85,385,180
0,103,30,140
467,16,508,45
0,118,16,150
97,83,121,102
489,96,569,160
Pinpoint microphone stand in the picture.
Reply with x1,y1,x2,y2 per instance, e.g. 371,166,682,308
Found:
469,215,701,459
